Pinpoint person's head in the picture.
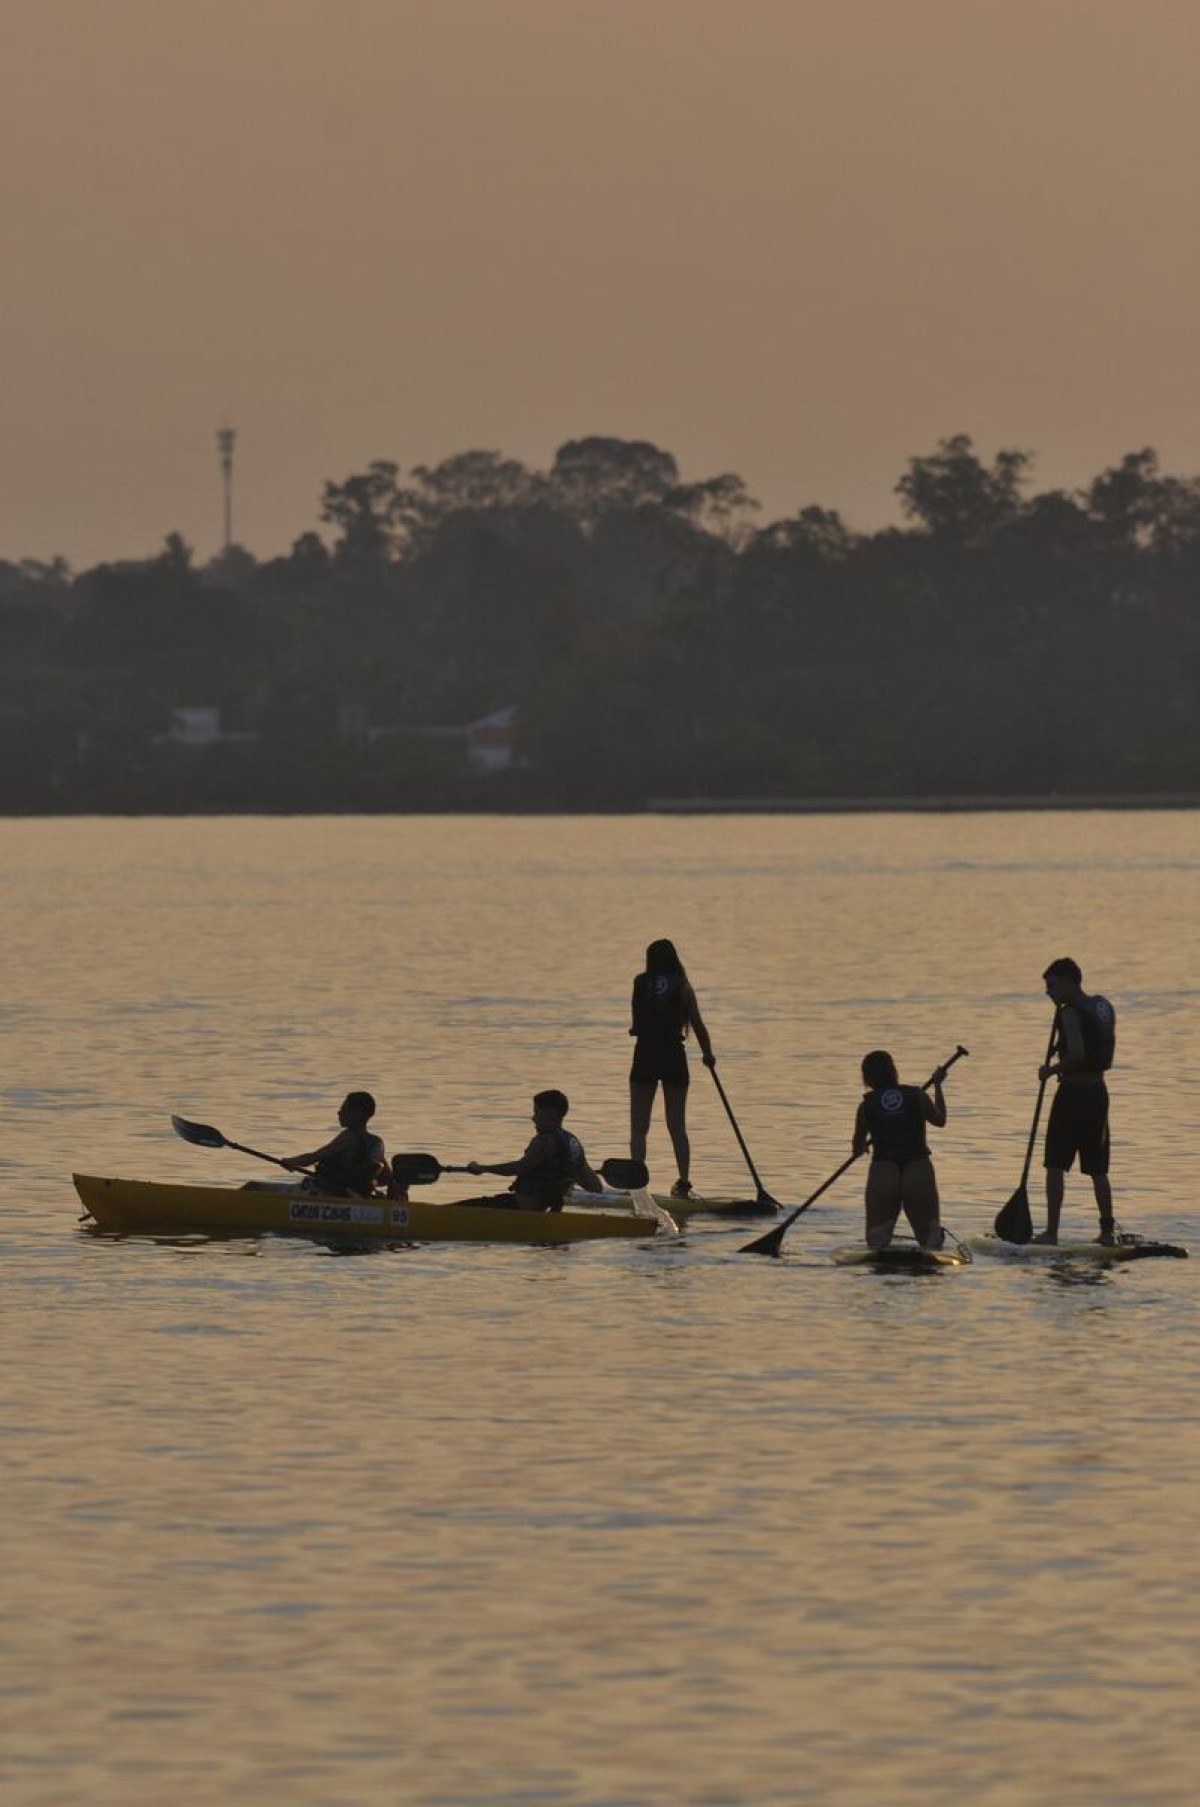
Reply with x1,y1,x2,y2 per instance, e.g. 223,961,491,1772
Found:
532,1088,569,1129
645,939,684,978
861,1050,899,1090
339,1090,376,1127
1042,957,1082,1004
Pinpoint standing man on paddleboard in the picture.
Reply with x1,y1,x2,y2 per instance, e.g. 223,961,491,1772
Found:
1036,958,1117,1245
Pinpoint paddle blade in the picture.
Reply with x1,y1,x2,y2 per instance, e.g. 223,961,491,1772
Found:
994,1185,1033,1244
171,1114,229,1150
740,1217,791,1257
749,1191,782,1216
390,1154,443,1186
598,1157,649,1190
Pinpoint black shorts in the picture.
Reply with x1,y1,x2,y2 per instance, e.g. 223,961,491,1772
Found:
629,1038,689,1089
1045,1083,1110,1176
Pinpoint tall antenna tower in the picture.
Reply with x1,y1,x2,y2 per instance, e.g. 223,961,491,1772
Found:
216,426,237,550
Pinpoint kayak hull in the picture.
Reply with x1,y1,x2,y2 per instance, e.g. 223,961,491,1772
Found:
967,1233,1188,1262
74,1175,668,1246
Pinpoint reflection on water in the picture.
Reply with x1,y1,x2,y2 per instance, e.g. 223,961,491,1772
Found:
1,813,1196,1805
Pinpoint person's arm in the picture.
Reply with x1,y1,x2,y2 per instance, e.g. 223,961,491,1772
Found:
467,1134,539,1179
1041,1007,1084,1079
629,979,639,1037
685,985,716,1067
923,1078,947,1129
574,1146,604,1194
852,1100,870,1157
281,1128,350,1172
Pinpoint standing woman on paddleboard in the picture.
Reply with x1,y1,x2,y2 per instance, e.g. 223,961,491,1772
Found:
628,939,715,1200
852,1052,948,1250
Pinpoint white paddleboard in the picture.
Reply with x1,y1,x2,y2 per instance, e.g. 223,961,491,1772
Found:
968,1233,1187,1262
831,1241,969,1270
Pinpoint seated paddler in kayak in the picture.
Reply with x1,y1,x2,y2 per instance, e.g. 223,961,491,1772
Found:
463,1089,603,1211
279,1091,387,1198
852,1052,948,1251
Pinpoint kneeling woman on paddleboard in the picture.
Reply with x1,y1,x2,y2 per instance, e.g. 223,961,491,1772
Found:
629,939,715,1200
853,1052,947,1250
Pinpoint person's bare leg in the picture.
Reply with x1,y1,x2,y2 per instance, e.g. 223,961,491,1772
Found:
900,1157,942,1248
630,1081,656,1164
662,1085,691,1187
1036,1168,1065,1244
1092,1174,1114,1240
865,1163,901,1249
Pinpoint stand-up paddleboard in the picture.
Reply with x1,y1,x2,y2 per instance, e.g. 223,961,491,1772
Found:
968,1233,1188,1263
831,1239,970,1270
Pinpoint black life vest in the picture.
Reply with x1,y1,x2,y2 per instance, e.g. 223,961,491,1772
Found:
313,1128,384,1199
860,1085,929,1165
1075,994,1116,1075
631,971,688,1041
512,1128,585,1202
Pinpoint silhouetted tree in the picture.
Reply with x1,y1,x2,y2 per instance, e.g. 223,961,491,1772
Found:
897,434,1030,544
550,437,680,526
320,461,402,564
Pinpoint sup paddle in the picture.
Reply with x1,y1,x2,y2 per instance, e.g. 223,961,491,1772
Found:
707,1066,781,1212
390,1154,650,1190
993,1011,1060,1245
171,1113,314,1173
740,1045,969,1256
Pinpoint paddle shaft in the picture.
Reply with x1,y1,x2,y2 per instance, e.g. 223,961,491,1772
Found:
389,1156,649,1188
1018,1012,1061,1192
708,1065,775,1204
740,1045,968,1255
231,1140,324,1177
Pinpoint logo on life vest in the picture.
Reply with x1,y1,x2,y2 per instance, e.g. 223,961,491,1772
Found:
880,1088,904,1112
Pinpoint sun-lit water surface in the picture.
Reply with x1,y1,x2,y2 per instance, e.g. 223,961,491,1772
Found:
1,812,1197,1806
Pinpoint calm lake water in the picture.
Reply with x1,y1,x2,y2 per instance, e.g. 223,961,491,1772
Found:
1,813,1197,1806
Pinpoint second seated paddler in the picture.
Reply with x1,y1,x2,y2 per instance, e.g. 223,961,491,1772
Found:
852,1052,948,1250
462,1089,603,1211
628,939,715,1201
279,1091,387,1198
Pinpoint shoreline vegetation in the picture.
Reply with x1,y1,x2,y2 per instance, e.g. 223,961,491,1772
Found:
4,433,1198,813
2,797,1198,820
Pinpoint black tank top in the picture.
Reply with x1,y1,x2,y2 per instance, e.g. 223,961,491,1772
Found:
631,972,688,1042
860,1085,929,1165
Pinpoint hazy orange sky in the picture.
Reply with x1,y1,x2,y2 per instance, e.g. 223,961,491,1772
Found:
4,0,1200,566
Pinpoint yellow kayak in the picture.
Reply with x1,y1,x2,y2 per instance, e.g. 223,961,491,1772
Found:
75,1175,673,1246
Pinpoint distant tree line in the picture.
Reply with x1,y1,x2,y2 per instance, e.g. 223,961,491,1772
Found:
1,434,1197,811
